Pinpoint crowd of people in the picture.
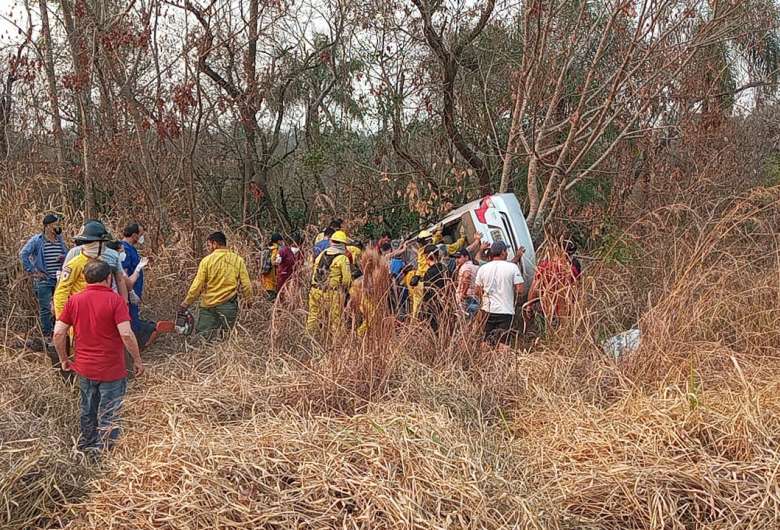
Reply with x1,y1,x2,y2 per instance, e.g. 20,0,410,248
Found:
19,213,582,455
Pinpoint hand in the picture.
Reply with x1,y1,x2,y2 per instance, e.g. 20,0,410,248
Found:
137,257,149,270
60,358,72,371
31,271,46,279
129,291,141,305
134,361,145,377
473,232,482,241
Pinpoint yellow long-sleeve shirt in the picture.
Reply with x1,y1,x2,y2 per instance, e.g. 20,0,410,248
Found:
260,244,279,292
184,248,252,308
53,253,90,318
311,249,352,291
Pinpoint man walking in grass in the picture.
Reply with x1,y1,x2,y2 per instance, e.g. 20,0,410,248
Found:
53,260,144,453
180,231,253,337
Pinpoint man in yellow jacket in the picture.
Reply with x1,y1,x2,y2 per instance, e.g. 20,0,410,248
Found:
260,233,283,300
409,227,466,319
54,220,128,319
307,230,352,335
180,231,253,335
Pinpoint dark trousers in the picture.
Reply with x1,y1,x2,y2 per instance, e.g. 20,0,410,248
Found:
78,376,127,451
129,303,156,348
33,278,56,337
196,298,238,336
483,312,514,345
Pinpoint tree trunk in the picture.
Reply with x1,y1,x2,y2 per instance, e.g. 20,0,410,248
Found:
38,0,67,168
499,77,525,193
442,61,490,194
62,0,96,216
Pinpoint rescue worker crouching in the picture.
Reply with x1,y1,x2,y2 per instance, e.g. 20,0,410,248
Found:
307,230,352,335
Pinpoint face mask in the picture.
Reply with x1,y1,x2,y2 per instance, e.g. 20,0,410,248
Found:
138,235,145,245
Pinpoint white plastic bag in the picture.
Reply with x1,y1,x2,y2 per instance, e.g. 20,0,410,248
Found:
602,328,641,359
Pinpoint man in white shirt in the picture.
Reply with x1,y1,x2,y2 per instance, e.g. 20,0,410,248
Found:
475,241,525,346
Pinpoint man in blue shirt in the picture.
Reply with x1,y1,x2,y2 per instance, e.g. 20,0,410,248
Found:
313,226,334,259
19,214,68,340
121,223,169,348
387,246,410,320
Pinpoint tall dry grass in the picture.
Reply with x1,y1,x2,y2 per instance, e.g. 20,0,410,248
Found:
1,172,780,528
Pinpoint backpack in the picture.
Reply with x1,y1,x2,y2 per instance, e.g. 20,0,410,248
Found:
313,252,338,288
259,248,273,274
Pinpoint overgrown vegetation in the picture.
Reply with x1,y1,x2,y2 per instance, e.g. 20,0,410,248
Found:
2,119,780,527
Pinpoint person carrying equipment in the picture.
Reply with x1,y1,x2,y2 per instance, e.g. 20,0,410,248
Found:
306,230,352,335
180,231,253,337
260,233,283,300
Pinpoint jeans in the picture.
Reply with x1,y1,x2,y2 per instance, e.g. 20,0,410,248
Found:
33,278,56,337
78,376,127,451
463,296,480,320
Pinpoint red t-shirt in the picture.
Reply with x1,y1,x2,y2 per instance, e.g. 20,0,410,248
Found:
58,284,131,382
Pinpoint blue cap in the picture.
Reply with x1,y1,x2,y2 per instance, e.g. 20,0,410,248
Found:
489,241,508,255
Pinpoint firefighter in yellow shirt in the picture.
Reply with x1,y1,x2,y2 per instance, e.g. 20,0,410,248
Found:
180,231,253,335
409,227,465,318
260,233,283,300
306,230,352,335
53,221,126,318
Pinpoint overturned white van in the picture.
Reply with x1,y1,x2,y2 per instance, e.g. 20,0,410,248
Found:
423,193,536,284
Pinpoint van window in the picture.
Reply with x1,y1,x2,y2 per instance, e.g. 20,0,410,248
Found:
460,212,476,239
499,212,518,251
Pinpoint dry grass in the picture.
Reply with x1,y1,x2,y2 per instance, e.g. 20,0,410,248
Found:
2,176,780,528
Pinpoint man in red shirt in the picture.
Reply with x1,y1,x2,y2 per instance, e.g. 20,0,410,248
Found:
53,260,144,453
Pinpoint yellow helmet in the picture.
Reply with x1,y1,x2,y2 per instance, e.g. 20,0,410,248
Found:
417,229,433,241
331,230,349,244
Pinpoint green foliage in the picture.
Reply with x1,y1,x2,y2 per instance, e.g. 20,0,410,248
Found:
595,224,637,265
570,177,611,207
763,154,780,187
687,365,702,412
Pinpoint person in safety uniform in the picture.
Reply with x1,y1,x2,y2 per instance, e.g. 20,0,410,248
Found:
409,227,466,319
180,231,253,336
306,230,352,335
260,233,284,300
54,221,126,320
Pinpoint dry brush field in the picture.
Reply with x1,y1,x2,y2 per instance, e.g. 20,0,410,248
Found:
2,184,780,529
